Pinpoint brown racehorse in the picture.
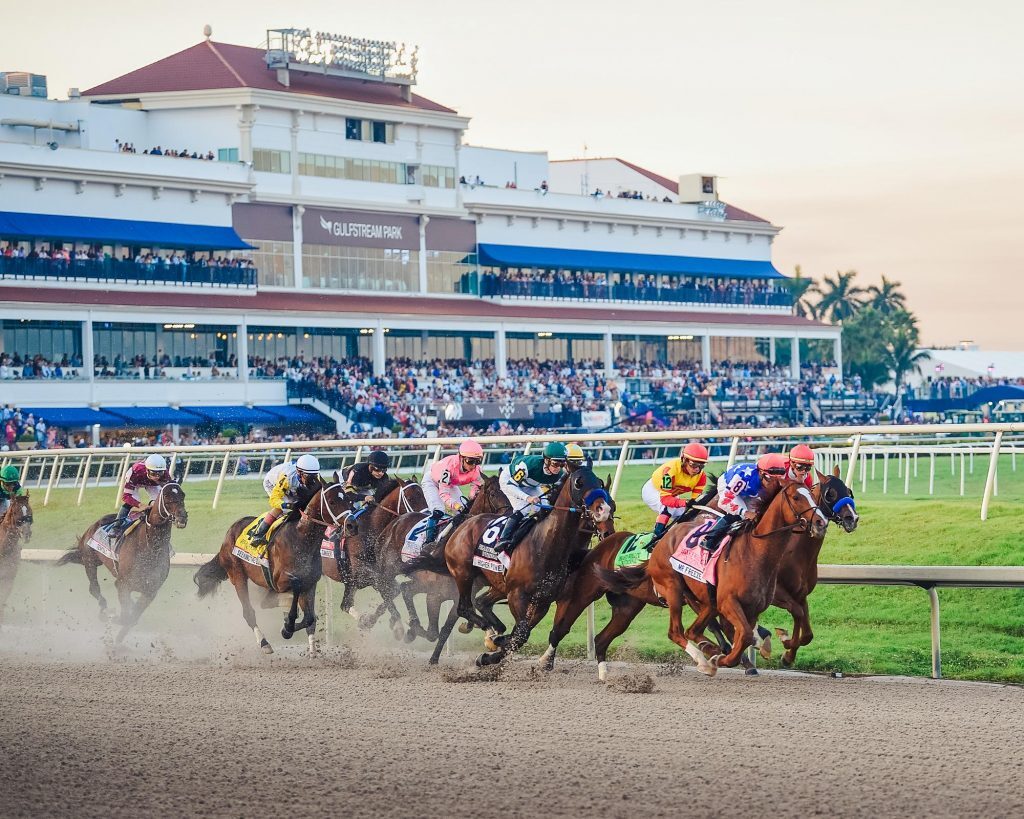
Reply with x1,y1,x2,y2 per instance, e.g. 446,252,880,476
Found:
426,466,614,666
194,482,345,655
597,480,828,675
0,494,33,625
772,469,859,666
320,477,426,639
57,483,188,643
373,474,512,644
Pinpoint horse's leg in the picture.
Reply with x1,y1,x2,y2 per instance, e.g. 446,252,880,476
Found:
714,594,755,669
0,552,20,625
83,551,109,619
115,577,135,628
664,579,716,676
229,569,272,654
429,603,460,665
592,594,647,681
339,582,362,622
398,580,428,643
781,597,812,667
422,582,445,642
478,590,544,667
683,602,724,661
370,573,406,642
541,569,604,672
707,619,733,656
281,586,300,640
476,588,509,651
299,587,318,657
453,567,490,633
115,591,155,644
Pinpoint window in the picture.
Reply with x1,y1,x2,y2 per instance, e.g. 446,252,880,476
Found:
345,118,393,143
345,118,362,140
372,121,387,143
252,148,291,174
702,176,715,194
217,148,239,162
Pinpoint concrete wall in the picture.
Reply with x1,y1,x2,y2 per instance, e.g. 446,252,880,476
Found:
460,146,549,190
548,158,679,200
0,378,284,408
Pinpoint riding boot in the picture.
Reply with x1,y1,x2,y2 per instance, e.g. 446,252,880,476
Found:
109,504,133,545
701,513,740,553
495,510,524,556
651,509,671,541
423,508,445,548
248,518,271,548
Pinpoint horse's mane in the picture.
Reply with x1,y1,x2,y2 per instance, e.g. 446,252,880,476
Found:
373,477,402,503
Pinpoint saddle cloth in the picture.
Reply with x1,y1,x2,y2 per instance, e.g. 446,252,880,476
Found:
614,532,657,569
402,517,438,563
472,516,508,573
319,524,342,559
669,519,727,585
232,516,288,567
87,516,143,563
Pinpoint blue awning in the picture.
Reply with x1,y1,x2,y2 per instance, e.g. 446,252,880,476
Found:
182,405,280,425
477,243,782,279
256,405,332,425
105,406,205,426
0,211,253,250
19,407,125,428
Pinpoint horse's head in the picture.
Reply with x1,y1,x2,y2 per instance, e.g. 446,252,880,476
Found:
156,483,188,529
562,467,613,527
8,493,33,543
474,474,511,515
817,467,859,533
776,482,829,540
304,482,348,529
396,478,427,513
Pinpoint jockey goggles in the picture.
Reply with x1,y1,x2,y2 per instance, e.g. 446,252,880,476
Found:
369,464,387,475
461,456,482,467
682,457,705,471
791,462,813,474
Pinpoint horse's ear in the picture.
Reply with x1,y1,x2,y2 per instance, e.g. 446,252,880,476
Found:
586,455,594,470
606,473,612,488
332,470,340,484
832,465,841,478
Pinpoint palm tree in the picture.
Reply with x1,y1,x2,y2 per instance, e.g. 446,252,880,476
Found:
866,275,908,316
816,270,865,324
886,311,930,388
783,264,819,318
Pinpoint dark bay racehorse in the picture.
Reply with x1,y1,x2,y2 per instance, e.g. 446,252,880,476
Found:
427,466,614,666
57,483,188,643
0,494,33,625
194,482,344,655
598,481,828,675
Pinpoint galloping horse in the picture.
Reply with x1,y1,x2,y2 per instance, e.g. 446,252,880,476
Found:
57,483,188,642
772,468,859,666
0,494,33,625
599,480,828,675
195,481,345,655
428,466,613,666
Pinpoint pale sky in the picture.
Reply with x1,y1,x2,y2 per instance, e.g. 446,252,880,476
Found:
7,0,1023,348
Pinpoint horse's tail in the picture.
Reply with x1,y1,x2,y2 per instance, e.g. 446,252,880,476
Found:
592,564,648,594
54,547,83,567
194,556,228,598
400,552,450,577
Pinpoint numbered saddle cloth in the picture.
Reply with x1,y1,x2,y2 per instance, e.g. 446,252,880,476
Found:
472,516,509,573
319,524,343,559
401,517,435,563
232,516,288,567
87,516,143,564
669,520,727,585
614,532,657,569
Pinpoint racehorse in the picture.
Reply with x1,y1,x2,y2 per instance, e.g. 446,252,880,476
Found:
57,483,188,643
0,494,33,625
597,480,828,675
426,466,613,666
194,482,344,655
772,468,859,666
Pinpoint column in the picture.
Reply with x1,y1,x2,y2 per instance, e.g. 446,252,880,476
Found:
833,335,843,378
420,329,430,359
418,215,429,293
83,314,95,405
791,336,801,379
292,205,304,289
495,326,507,378
289,111,301,198
701,334,712,372
604,330,615,379
236,320,249,383
372,320,386,377
238,104,255,163
768,336,776,366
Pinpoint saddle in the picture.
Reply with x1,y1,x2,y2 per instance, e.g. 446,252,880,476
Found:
87,514,144,569
472,515,539,573
233,515,290,564
613,532,657,569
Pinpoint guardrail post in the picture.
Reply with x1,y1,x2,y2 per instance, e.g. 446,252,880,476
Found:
43,456,61,507
927,587,941,679
844,433,862,487
980,431,1003,521
928,452,935,496
726,436,740,470
93,457,106,487
871,451,876,481
114,450,132,510
960,452,966,497
212,451,231,510
77,453,93,506
883,452,889,494
609,441,630,501
904,453,911,495
19,456,30,484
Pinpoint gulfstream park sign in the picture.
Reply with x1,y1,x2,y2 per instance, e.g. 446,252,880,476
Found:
319,215,403,241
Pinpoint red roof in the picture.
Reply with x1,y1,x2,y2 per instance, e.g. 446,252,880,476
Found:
0,287,821,328
551,157,769,223
82,40,456,114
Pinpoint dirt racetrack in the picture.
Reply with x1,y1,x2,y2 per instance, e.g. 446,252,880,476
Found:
2,629,1023,819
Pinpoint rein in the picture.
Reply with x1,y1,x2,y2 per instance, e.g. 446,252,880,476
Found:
750,488,822,539
145,483,180,528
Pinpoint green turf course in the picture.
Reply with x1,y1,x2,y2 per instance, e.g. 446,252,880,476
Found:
18,453,1024,681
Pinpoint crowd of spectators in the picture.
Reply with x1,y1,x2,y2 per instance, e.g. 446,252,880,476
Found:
476,269,790,307
0,244,252,269
116,140,215,160
0,353,83,380
911,375,1024,401
2,405,56,449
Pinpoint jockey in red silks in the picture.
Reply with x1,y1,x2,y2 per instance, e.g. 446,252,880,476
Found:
420,439,485,548
786,444,816,488
112,454,172,537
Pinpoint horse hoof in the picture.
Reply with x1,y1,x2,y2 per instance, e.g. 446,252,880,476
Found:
710,654,722,668
457,622,473,634
744,667,759,677
403,629,417,644
483,635,499,652
475,654,487,668
391,624,406,642
281,628,294,640
781,655,794,668
696,662,718,678
597,661,608,682
774,627,789,640
260,640,274,655
759,636,773,660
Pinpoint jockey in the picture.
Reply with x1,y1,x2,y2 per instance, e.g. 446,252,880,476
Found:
343,449,391,504
111,454,171,537
643,442,711,538
0,464,25,519
700,453,788,553
421,439,484,548
495,441,568,557
565,443,587,473
786,444,816,488
248,454,322,547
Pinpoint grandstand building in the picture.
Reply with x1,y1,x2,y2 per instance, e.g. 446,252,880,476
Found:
0,27,840,435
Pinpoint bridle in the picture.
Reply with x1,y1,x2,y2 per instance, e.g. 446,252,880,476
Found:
816,477,858,527
752,485,828,539
146,483,183,527
377,481,426,517
301,484,349,528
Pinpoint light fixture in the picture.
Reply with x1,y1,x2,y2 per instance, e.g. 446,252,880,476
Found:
667,334,694,341
537,332,553,338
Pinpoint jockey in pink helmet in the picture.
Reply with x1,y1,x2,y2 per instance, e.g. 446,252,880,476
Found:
420,439,485,548
786,444,816,488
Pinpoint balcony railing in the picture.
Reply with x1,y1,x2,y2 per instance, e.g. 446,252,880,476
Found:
461,273,793,308
0,257,257,288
